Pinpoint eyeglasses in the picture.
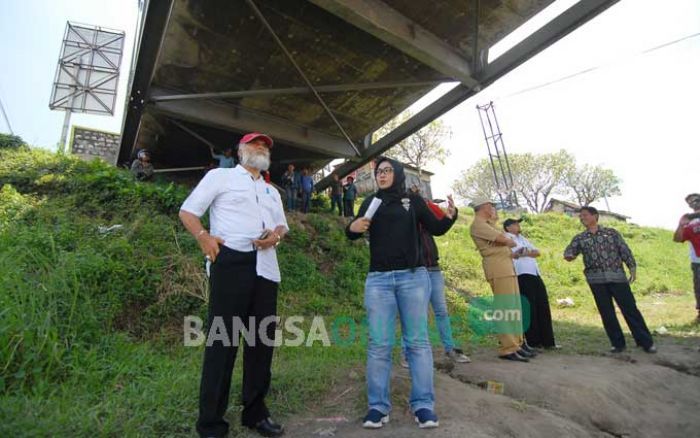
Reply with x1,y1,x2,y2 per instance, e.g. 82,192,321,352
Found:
376,167,394,175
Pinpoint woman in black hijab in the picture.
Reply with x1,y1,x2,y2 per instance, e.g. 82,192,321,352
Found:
346,157,457,430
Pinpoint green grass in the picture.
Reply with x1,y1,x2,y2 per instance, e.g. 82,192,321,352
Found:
0,149,372,435
0,148,696,435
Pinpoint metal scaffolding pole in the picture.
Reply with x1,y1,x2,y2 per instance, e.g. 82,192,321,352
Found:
0,93,13,134
476,101,517,209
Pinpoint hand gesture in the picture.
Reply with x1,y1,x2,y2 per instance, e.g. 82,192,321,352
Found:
197,232,225,262
446,195,457,219
253,230,279,250
350,217,371,234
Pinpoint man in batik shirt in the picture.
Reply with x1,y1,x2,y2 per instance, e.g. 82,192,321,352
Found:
564,206,656,354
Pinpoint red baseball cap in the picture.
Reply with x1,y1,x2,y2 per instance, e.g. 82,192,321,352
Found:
240,132,273,148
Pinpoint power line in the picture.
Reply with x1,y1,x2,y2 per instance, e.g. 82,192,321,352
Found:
0,93,13,134
494,31,700,102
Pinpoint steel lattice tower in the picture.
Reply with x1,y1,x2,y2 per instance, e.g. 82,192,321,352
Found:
476,101,518,209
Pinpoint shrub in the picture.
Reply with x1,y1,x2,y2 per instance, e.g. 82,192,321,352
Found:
0,133,26,150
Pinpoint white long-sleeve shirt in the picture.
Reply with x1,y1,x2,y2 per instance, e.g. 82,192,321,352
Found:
505,232,541,277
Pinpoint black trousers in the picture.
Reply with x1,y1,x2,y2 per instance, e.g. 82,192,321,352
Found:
330,194,343,216
517,274,556,348
589,282,653,349
343,199,355,217
196,246,279,437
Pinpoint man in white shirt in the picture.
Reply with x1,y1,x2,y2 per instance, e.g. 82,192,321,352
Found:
179,132,288,438
504,218,557,349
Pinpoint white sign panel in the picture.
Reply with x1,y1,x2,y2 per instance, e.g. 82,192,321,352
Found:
49,22,125,115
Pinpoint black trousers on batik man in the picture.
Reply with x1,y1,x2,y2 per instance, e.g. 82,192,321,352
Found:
588,281,653,350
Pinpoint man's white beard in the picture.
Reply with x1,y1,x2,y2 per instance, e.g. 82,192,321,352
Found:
239,148,270,171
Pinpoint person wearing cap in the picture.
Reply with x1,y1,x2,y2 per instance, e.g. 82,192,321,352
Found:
503,218,557,349
469,199,533,362
210,145,236,168
130,149,154,181
673,193,700,321
564,206,656,354
346,157,457,430
179,132,287,438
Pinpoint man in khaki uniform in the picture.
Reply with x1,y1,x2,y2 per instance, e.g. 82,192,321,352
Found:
469,199,535,362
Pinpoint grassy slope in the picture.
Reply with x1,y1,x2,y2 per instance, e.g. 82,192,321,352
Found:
0,149,696,435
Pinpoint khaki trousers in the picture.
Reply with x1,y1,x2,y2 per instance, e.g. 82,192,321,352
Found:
488,276,524,356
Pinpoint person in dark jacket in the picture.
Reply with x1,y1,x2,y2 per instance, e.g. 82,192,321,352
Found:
130,149,154,181
281,164,300,211
343,176,357,217
346,157,457,430
329,174,344,216
399,197,470,367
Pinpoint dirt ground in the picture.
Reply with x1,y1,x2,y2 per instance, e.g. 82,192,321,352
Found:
281,340,700,438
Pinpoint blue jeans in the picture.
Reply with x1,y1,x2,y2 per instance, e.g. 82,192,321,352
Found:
402,269,455,355
285,186,297,211
301,190,311,213
364,268,434,414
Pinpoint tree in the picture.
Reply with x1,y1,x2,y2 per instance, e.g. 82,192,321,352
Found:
374,111,451,175
511,150,575,212
565,164,621,206
0,133,25,150
451,150,575,212
452,158,499,203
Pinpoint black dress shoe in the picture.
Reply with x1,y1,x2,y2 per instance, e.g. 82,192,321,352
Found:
517,349,535,358
520,344,538,356
499,352,529,362
266,418,283,431
643,345,657,354
248,418,284,437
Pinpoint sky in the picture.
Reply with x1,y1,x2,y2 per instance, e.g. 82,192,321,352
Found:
0,0,698,230
0,0,139,145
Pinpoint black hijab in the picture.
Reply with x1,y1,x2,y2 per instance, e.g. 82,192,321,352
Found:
374,157,407,205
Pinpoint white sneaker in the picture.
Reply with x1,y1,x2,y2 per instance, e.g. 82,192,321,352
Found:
362,409,390,429
414,408,439,429
446,348,471,363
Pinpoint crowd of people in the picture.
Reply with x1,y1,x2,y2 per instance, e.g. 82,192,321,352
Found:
281,164,358,216
177,132,696,436
130,142,362,217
